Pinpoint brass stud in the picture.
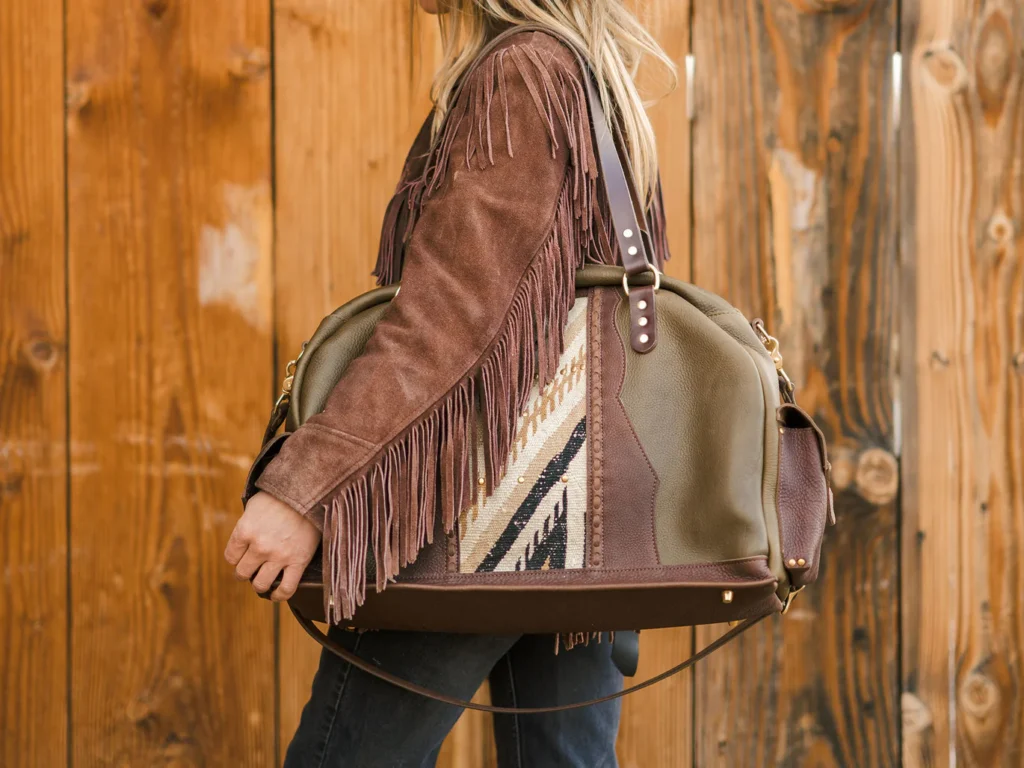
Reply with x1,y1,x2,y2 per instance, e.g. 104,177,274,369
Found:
478,476,486,486
639,333,649,344
721,590,734,604
561,475,569,483
787,558,797,567
637,300,647,311
797,558,806,566
639,317,648,327
517,476,525,484
779,427,786,434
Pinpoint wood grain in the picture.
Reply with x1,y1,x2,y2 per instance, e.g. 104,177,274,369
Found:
66,0,275,763
0,1,67,765
691,0,900,764
272,0,443,750
900,0,1024,765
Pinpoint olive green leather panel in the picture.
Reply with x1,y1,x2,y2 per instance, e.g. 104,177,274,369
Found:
289,301,393,431
615,293,770,566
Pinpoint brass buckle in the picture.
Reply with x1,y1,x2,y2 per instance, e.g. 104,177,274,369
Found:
780,585,804,615
621,263,662,296
275,343,308,407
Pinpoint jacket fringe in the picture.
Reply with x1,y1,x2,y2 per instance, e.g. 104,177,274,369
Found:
323,42,605,622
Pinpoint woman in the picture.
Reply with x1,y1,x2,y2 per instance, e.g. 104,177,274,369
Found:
225,1,675,765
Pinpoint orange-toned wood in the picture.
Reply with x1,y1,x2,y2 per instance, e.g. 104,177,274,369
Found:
0,1,67,765
691,0,900,764
273,0,442,749
900,0,1024,764
66,0,275,763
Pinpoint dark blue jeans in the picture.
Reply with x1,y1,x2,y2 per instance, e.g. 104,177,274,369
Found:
283,628,623,768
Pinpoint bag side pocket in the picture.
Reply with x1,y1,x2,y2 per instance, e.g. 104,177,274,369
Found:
776,404,834,589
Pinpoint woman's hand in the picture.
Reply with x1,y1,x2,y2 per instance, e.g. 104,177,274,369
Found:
224,491,322,601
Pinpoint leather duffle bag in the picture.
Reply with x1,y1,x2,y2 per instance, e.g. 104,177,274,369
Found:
247,28,835,712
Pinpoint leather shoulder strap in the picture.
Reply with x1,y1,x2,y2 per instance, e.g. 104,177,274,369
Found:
440,23,661,352
291,605,769,714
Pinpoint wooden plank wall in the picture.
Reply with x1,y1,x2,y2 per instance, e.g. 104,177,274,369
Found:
2,0,1024,765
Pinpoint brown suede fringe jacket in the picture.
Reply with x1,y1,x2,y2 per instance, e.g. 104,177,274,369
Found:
254,30,669,623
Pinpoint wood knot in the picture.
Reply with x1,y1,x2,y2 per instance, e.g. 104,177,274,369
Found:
143,0,170,19
930,350,950,368
1012,352,1024,372
23,335,60,372
921,44,969,93
855,448,899,505
986,211,1014,244
66,79,92,114
901,692,933,734
228,47,270,80
960,671,1001,719
828,444,857,491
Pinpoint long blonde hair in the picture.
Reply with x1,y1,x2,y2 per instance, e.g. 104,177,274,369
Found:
430,0,676,207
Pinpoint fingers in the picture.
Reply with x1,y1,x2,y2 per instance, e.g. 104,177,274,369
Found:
223,525,249,566
233,547,265,583
251,560,284,595
270,564,304,602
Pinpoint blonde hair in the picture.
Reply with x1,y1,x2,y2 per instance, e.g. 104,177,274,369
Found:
430,0,676,207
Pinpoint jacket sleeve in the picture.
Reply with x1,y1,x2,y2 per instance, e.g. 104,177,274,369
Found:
253,34,599,621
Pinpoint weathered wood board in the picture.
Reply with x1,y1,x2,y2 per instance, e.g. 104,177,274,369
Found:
691,0,900,764
65,0,275,763
901,0,1024,765
0,1,68,765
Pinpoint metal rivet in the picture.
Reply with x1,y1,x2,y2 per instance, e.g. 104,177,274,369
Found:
517,476,525,484
637,300,647,311
787,558,797,567
628,246,638,256
779,427,786,434
623,228,633,238
561,475,569,483
797,558,806,566
639,333,649,344
639,317,648,327
722,590,734,604
478,476,486,486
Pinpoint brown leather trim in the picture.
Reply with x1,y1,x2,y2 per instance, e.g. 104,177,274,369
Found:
286,558,780,633
599,288,660,569
587,287,604,567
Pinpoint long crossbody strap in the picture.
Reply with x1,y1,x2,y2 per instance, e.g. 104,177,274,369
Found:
292,605,768,714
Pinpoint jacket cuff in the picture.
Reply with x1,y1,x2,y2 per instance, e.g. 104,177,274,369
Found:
252,423,377,527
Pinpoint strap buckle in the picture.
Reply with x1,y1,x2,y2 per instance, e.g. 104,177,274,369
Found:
621,263,662,296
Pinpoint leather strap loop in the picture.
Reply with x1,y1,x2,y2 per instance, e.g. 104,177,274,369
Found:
291,604,769,714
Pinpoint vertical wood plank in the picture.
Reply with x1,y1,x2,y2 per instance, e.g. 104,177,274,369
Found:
618,0,693,764
66,0,275,763
901,0,1024,764
273,0,442,750
0,1,67,765
691,0,900,765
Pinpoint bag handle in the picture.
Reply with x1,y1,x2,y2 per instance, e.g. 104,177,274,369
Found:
441,23,661,353
291,605,768,714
